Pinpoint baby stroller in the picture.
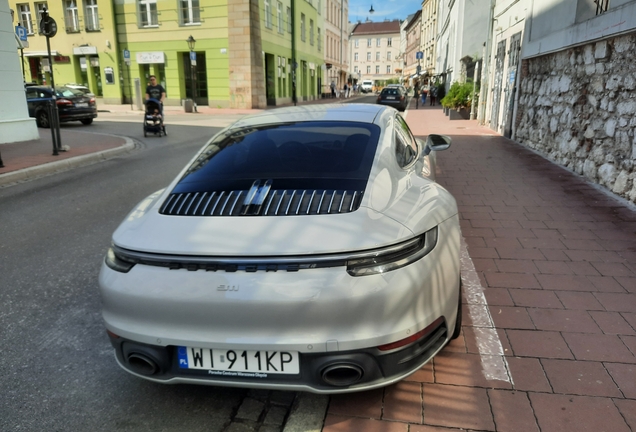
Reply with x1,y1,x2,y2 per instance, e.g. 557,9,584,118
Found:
143,98,166,137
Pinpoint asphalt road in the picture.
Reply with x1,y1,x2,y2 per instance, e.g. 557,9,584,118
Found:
0,122,257,431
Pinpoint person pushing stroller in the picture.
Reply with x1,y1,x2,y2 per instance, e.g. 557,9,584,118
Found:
143,75,167,137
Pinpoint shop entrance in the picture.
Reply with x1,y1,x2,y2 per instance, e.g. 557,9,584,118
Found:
183,52,208,106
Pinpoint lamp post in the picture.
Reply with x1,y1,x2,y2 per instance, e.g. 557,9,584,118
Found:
369,5,374,14
186,35,197,113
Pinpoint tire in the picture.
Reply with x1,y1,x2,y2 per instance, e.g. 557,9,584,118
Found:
80,118,93,125
36,110,50,128
450,279,463,340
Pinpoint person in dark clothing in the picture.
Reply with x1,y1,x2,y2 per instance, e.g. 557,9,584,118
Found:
145,75,166,103
430,85,437,106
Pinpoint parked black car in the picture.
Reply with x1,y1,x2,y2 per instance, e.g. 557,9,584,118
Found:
25,85,97,128
376,86,408,111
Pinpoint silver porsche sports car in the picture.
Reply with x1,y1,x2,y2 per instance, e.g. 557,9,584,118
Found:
99,103,461,393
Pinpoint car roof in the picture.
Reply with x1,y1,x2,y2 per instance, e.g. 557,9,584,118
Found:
231,104,388,128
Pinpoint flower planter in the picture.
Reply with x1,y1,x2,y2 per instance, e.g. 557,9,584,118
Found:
449,107,470,120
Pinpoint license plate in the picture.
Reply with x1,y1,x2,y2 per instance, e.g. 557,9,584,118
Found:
386,96,396,100
178,346,300,375
76,103,89,108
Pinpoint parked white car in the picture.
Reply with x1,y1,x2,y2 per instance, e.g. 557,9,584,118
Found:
99,104,461,393
360,80,374,93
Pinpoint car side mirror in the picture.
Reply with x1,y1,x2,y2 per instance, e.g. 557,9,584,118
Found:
423,134,451,155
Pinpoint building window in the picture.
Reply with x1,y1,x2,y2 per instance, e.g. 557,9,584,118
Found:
300,13,305,42
139,0,158,27
367,38,371,47
354,52,359,61
366,65,371,73
309,19,314,45
287,7,291,33
376,38,381,47
64,0,80,32
354,66,358,73
277,2,283,33
264,0,272,29
386,65,391,73
366,52,371,61
17,4,33,34
84,0,100,31
180,0,200,25
35,2,47,34
376,52,380,61
387,51,391,60
387,38,392,47
317,0,321,14
596,0,609,15
317,27,321,51
355,39,359,48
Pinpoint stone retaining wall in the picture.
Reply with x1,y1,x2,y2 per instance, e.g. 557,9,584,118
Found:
515,32,636,203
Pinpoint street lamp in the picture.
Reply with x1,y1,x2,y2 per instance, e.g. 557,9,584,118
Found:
369,5,374,14
186,35,197,112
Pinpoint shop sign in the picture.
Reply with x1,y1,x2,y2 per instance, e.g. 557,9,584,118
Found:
53,55,71,63
136,52,165,64
73,46,98,55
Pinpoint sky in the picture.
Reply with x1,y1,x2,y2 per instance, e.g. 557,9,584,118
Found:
348,0,421,23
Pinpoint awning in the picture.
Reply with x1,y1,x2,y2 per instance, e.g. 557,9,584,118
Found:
23,51,59,57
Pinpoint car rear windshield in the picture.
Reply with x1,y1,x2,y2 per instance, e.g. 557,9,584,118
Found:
55,87,84,98
172,121,381,193
382,88,400,96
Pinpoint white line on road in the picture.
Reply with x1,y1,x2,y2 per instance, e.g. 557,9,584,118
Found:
460,237,514,384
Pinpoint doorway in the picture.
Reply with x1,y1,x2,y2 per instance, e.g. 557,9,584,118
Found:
183,52,208,106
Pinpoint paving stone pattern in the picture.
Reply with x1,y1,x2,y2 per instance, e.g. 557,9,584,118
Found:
223,389,298,432
324,102,636,431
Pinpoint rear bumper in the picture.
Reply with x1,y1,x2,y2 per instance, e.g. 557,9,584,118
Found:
59,110,97,122
108,318,449,393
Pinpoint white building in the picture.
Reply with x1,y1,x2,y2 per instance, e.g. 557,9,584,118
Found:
435,0,490,89
0,2,38,144
349,20,402,85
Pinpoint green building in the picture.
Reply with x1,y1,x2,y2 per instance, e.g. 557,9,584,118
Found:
12,0,325,108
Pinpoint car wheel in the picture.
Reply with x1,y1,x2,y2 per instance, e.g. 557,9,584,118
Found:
80,118,93,125
36,110,50,128
450,279,463,340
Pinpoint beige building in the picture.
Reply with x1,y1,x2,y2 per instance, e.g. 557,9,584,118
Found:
421,0,438,77
323,0,349,93
403,10,422,84
349,20,401,84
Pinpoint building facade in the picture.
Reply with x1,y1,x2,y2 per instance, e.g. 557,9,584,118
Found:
2,2,38,143
420,0,437,78
349,20,401,85
8,0,325,109
513,0,636,204
403,10,421,85
323,0,348,94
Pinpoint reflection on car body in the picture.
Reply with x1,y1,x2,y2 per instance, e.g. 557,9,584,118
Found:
99,104,460,393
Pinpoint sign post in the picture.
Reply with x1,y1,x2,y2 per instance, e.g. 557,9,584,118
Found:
15,25,28,82
40,7,63,155
123,49,133,110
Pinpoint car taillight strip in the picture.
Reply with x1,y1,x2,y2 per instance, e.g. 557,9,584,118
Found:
160,189,364,216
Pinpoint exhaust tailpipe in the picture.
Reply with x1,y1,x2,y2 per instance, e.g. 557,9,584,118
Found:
321,363,364,387
127,353,159,376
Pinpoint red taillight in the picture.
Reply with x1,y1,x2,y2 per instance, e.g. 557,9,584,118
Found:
377,317,444,351
377,96,381,101
56,98,73,106
89,97,96,104
106,330,120,339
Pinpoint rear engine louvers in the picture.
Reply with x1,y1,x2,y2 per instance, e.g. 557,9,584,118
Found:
159,189,363,216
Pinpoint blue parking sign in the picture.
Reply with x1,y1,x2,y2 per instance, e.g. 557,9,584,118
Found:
15,25,28,41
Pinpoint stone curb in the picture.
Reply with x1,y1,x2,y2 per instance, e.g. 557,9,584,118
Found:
0,134,136,188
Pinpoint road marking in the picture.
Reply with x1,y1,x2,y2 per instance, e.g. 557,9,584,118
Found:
460,237,514,384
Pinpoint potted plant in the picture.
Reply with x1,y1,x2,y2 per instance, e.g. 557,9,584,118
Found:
440,80,478,120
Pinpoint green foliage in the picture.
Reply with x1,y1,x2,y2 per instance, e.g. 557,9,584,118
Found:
440,80,479,110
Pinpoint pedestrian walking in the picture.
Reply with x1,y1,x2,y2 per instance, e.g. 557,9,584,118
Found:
330,80,336,98
413,82,420,109
421,88,427,105
430,86,437,106
343,83,349,98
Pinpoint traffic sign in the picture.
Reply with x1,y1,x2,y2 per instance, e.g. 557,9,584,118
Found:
15,25,27,41
123,49,131,66
416,65,421,74
190,51,196,66
416,51,424,59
